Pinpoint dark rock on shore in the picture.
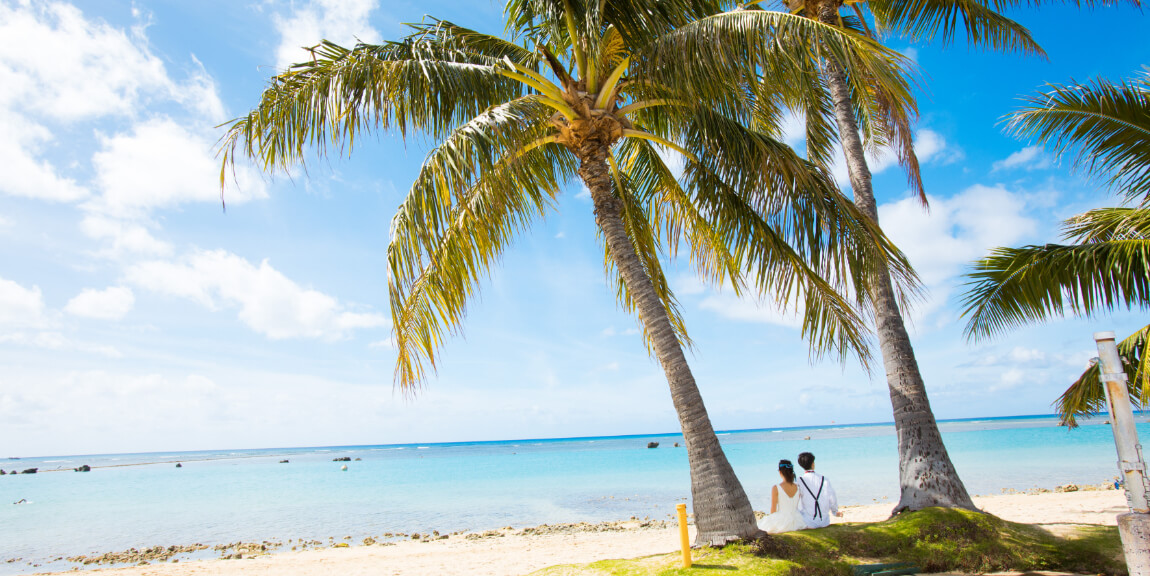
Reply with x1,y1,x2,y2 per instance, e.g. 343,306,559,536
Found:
647,442,659,449
75,465,91,472
20,468,37,474
333,457,351,462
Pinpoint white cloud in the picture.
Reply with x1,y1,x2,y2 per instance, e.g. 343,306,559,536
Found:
829,129,958,188
0,110,89,202
698,292,804,328
88,118,268,218
369,338,393,350
126,249,388,340
0,1,172,120
80,215,173,258
992,146,1050,172
878,183,1036,325
273,0,381,69
65,286,135,321
0,277,46,327
914,130,964,165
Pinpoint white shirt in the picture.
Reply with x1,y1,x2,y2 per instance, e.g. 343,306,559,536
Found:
796,470,838,529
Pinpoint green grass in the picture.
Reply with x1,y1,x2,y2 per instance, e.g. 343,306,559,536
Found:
528,508,1126,576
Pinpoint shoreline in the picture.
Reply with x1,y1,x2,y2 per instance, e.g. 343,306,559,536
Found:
12,487,1127,576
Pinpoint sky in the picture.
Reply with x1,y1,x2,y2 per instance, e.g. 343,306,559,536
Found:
0,0,1147,457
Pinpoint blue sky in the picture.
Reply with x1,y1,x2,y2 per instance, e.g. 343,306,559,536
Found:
0,0,1146,457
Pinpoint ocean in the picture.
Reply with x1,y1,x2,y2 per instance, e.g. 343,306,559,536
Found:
0,414,1140,573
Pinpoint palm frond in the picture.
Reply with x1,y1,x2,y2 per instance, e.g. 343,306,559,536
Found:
961,239,1150,340
388,126,577,392
1065,207,1150,242
867,0,1044,55
218,38,526,177
1005,73,1150,201
641,9,918,131
1057,324,1150,428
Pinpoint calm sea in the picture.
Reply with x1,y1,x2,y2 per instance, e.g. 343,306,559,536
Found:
0,415,1141,573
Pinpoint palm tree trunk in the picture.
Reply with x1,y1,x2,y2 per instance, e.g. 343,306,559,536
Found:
816,2,976,514
577,142,761,544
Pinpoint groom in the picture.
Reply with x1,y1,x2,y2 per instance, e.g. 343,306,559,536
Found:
796,451,841,529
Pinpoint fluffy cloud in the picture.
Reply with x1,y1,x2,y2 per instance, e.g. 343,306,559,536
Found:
992,146,1051,172
88,118,268,218
0,110,89,202
0,276,46,327
0,1,172,120
273,0,381,69
126,249,387,340
698,293,804,328
830,129,959,188
80,215,173,258
65,286,135,321
878,183,1037,325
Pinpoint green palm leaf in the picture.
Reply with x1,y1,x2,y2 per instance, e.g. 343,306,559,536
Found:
1056,324,1150,428
1005,73,1150,201
961,238,1150,340
866,0,1044,54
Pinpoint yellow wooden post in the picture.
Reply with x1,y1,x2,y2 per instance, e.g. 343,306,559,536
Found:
676,503,691,568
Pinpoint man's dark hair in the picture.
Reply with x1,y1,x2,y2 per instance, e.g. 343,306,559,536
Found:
798,452,815,471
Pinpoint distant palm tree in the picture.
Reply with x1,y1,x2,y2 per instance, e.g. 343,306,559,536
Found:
962,72,1150,427
729,0,1051,513
219,0,917,544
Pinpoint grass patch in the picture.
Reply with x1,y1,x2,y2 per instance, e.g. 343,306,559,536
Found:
528,508,1126,576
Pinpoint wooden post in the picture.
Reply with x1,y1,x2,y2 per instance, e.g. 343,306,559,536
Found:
676,503,691,568
1095,331,1150,575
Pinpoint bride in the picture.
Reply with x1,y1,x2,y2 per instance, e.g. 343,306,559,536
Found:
758,459,808,533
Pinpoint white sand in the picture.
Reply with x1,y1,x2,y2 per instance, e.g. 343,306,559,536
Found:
50,489,1127,576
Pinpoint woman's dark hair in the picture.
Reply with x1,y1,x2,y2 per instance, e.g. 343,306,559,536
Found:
778,459,795,483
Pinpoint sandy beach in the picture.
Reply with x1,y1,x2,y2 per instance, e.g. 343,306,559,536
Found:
40,489,1127,576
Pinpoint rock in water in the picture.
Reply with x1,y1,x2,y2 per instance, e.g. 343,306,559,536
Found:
673,443,680,447
20,468,37,474
0,469,5,475
75,465,91,472
332,457,351,462
279,460,289,464
647,442,659,449
175,463,182,468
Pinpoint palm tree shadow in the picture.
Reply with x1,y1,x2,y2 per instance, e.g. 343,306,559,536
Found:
687,565,738,571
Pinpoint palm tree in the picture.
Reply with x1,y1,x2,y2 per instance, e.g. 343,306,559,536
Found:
962,73,1150,425
219,0,918,544
723,0,1052,513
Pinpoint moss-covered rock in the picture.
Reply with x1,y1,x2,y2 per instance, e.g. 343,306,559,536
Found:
528,508,1126,576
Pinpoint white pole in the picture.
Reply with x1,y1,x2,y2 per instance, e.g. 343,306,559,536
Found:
1095,330,1150,575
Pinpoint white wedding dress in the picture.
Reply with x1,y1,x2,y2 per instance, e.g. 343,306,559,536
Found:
757,483,808,533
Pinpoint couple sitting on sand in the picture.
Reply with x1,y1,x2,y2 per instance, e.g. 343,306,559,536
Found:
757,451,841,534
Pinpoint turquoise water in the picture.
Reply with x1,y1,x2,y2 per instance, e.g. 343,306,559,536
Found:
0,415,1140,573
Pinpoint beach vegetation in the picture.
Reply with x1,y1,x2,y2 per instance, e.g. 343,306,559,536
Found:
529,508,1126,575
218,0,918,545
961,71,1150,427
749,0,1057,514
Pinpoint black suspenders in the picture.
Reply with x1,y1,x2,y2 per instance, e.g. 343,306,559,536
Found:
799,476,825,519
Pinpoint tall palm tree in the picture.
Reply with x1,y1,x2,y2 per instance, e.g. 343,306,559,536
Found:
219,0,918,544
722,0,1050,513
963,72,1150,428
